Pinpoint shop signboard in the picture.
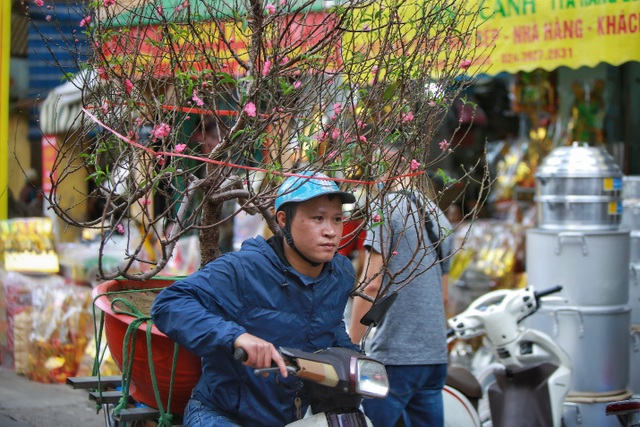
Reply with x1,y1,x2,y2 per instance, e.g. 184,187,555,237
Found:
471,0,640,75
98,1,638,79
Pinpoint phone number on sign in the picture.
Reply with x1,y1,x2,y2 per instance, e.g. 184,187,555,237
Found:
501,47,573,64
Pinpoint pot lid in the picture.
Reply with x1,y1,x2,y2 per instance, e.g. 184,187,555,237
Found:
535,141,622,178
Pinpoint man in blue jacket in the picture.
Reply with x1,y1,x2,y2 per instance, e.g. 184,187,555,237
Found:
151,171,359,426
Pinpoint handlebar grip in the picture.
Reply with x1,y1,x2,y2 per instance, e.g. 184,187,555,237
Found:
534,285,563,300
234,347,248,362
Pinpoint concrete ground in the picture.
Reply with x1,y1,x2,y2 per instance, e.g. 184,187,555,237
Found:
0,367,106,427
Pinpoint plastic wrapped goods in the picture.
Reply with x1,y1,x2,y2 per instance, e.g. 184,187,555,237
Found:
2,271,93,383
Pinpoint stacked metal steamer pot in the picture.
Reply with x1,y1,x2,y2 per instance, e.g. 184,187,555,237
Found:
624,176,640,398
524,142,631,427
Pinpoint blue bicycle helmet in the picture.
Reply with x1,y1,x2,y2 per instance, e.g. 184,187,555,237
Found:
275,171,355,212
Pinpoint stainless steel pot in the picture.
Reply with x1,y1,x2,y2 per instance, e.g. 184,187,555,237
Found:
535,142,623,230
526,228,630,306
622,176,640,230
632,230,640,264
525,303,630,395
622,202,640,230
536,195,622,231
624,176,640,199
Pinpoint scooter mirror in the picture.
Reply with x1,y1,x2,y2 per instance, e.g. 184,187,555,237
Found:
359,291,398,327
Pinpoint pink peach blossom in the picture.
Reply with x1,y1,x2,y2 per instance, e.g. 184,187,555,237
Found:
410,159,421,171
175,143,187,153
262,60,272,76
401,112,414,123
192,89,204,107
151,123,171,140
124,79,133,94
244,102,257,117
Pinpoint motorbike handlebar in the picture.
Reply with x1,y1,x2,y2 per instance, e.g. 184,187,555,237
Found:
234,347,248,362
233,347,297,376
534,285,563,301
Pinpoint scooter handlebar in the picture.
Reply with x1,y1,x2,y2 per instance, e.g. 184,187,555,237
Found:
233,346,297,376
534,285,563,302
234,347,248,362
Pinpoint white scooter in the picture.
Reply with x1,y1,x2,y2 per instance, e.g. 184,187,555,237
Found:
445,285,572,427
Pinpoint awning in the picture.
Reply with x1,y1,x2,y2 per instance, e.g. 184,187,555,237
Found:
39,70,94,135
471,1,640,75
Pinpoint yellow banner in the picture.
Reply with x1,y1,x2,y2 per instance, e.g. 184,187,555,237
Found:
474,0,640,75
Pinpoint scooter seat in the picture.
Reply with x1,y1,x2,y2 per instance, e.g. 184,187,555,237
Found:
446,366,483,401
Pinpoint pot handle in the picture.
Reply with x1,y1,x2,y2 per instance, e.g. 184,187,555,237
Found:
631,327,640,352
555,232,588,256
631,265,639,287
552,307,585,337
563,402,582,425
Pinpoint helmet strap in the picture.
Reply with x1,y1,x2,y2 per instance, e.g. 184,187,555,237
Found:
282,205,321,267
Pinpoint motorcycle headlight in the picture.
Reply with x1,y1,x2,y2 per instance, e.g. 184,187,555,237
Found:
352,358,389,398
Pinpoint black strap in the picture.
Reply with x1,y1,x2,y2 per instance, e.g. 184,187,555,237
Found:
281,204,321,267
406,193,443,262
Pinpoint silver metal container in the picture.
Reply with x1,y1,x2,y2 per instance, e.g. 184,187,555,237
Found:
526,228,630,306
630,232,640,323
525,303,630,395
535,142,623,230
622,176,640,230
624,176,640,198
632,230,640,264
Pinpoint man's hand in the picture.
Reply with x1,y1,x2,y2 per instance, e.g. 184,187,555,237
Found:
233,333,288,377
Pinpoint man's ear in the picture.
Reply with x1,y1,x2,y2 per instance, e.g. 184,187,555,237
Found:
276,210,286,227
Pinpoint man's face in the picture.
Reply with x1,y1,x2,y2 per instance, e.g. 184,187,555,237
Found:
286,195,345,264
